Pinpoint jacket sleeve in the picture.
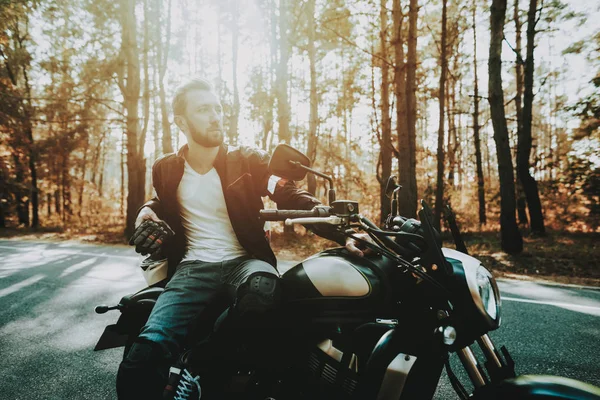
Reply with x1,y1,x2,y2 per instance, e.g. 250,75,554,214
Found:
137,158,165,218
248,148,346,245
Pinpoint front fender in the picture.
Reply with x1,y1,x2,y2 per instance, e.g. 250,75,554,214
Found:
473,375,600,399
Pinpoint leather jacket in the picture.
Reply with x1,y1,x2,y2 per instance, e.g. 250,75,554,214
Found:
140,143,342,277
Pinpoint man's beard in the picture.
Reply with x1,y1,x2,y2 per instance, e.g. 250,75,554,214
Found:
188,121,224,148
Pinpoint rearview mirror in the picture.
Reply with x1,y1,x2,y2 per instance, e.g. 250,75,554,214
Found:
269,144,311,181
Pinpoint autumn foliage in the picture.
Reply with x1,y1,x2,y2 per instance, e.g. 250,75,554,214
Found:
1,0,599,258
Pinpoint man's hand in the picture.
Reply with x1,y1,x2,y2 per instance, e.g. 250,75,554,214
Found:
129,208,174,256
134,206,161,228
345,233,375,257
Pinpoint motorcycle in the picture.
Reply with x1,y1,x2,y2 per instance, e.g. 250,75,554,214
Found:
94,144,600,399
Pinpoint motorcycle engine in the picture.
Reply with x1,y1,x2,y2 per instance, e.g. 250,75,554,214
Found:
306,339,359,398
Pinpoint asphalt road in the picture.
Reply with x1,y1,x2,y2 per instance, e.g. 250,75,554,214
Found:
0,239,599,399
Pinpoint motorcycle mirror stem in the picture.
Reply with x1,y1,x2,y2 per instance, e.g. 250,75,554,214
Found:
384,176,402,217
289,161,336,204
391,186,402,217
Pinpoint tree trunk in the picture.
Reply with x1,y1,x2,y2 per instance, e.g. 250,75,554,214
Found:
393,0,409,218
472,0,486,225
457,79,464,188
55,187,61,216
264,0,278,153
217,4,224,96
13,154,29,226
78,134,90,218
513,0,529,226
25,123,39,228
488,0,523,253
62,155,72,222
141,0,151,156
0,158,7,227
276,0,291,145
402,0,419,218
447,74,456,187
379,0,392,224
91,140,101,187
0,158,5,227
519,0,546,235
230,0,240,146
276,0,292,233
120,0,146,238
99,144,106,197
153,87,161,159
156,0,173,154
307,0,318,195
21,60,39,228
120,130,125,216
434,0,448,229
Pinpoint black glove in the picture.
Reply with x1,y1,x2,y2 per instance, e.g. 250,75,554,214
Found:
391,217,427,256
129,219,175,256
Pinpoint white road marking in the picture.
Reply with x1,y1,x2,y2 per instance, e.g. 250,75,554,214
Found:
0,274,45,298
503,296,600,311
2,242,600,312
59,257,98,277
0,244,140,261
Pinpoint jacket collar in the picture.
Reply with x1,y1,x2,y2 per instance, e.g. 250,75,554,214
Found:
175,143,228,173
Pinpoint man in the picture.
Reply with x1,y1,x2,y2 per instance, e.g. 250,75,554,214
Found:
116,78,362,400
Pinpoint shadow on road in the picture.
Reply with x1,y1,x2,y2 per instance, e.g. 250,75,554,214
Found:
0,241,144,399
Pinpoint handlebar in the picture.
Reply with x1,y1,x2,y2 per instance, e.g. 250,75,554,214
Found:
259,207,331,221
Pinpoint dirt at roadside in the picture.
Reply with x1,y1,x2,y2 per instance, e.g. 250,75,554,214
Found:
463,231,600,287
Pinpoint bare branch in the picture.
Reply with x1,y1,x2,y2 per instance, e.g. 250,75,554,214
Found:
534,0,544,26
534,74,550,96
31,118,125,124
503,36,525,65
320,24,394,68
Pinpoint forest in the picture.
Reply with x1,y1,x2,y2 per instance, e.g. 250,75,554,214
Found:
1,0,599,280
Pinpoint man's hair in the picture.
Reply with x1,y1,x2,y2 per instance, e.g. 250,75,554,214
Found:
172,78,214,116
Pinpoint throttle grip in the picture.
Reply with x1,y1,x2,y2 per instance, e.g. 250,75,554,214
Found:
259,209,321,221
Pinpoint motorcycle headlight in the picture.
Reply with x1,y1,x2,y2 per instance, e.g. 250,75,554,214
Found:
476,265,499,321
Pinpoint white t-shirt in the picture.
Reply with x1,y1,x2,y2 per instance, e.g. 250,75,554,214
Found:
177,161,248,262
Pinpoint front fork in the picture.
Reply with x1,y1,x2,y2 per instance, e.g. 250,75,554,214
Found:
449,334,516,398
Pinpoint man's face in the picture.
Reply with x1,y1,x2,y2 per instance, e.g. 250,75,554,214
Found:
176,89,224,147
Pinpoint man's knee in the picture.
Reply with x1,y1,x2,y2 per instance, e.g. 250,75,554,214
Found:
235,272,281,316
117,339,170,400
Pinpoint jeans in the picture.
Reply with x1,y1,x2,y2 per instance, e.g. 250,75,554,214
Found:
142,255,277,356
117,256,279,399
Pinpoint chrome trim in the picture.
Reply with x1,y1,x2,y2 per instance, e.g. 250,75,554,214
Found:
349,353,358,373
442,326,457,345
457,347,486,388
316,339,343,363
477,334,502,369
376,353,417,400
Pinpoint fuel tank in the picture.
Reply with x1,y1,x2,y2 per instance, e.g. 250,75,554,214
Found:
281,248,397,320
